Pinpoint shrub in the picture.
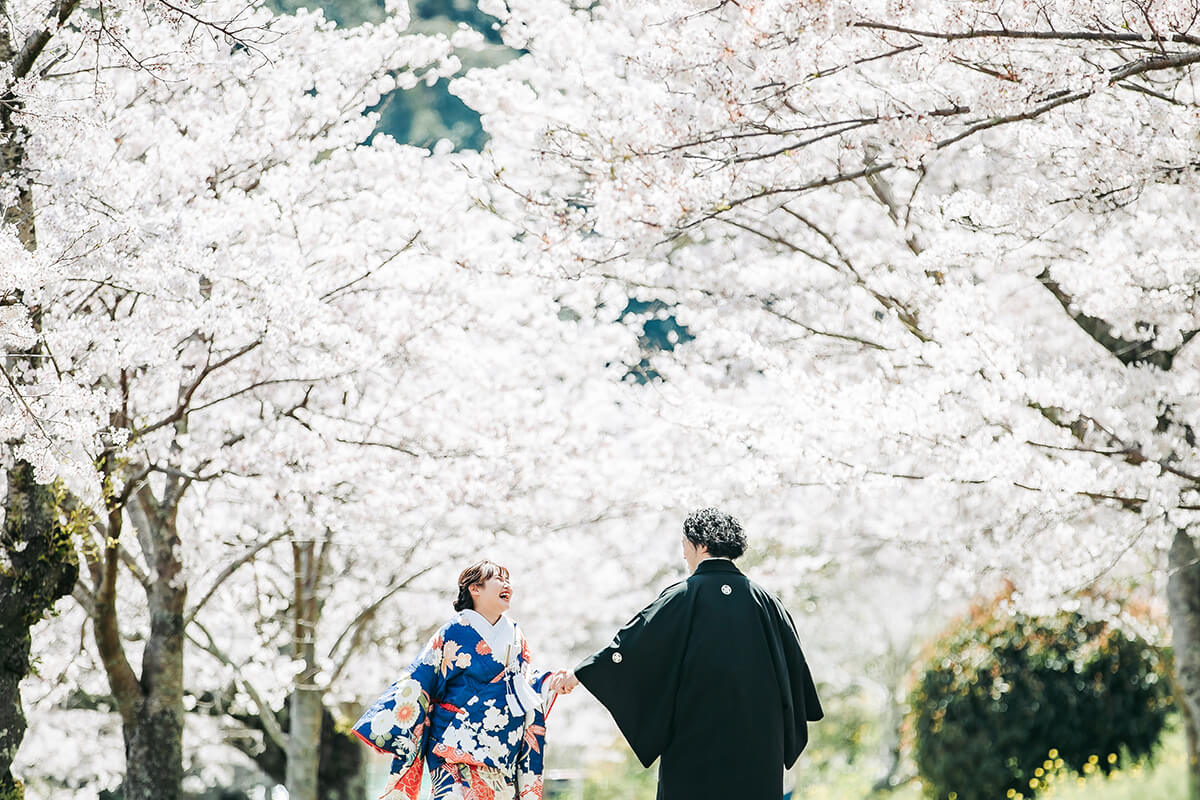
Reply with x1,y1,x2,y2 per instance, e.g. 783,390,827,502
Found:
909,598,1174,800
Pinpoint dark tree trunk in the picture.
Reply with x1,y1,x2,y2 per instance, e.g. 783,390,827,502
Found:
1167,528,1200,796
121,703,184,800
87,479,188,800
0,464,78,800
121,491,187,800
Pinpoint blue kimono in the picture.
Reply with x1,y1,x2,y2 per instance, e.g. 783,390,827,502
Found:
354,610,553,800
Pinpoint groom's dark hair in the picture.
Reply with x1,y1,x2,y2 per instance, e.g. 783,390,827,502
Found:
683,508,747,559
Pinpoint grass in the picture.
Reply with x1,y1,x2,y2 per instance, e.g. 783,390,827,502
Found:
1032,726,1191,800
804,726,1192,800
575,725,1193,800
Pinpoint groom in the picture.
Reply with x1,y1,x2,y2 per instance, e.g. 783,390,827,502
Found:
559,508,823,800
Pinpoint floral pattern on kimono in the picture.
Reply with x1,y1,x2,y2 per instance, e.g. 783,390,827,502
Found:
429,762,513,800
354,612,553,800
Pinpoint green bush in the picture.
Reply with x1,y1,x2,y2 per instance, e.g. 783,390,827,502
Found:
909,598,1174,800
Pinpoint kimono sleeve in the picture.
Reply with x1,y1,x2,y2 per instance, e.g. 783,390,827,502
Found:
764,596,824,768
573,582,694,767
353,623,467,788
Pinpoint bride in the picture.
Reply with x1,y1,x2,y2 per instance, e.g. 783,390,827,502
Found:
354,560,570,800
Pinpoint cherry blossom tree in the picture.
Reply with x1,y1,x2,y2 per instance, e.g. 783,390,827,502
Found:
3,0,510,795
463,0,1200,787
3,0,122,789
12,0,1200,795
6,1,705,797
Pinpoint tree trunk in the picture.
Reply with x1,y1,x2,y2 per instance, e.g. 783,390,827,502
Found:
119,571,186,800
0,465,78,800
286,541,322,800
1,14,78,782
1167,528,1200,797
90,481,187,800
286,689,321,800
0,13,36,250
122,702,184,800
228,701,364,800
125,492,187,800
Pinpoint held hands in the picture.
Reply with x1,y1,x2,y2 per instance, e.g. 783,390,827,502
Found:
546,670,580,695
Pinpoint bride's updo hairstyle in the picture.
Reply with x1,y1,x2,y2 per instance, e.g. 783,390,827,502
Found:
454,560,510,612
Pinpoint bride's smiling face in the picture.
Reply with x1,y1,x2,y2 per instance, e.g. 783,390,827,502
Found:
471,573,513,619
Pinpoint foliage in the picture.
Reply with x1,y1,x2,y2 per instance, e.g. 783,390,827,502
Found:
1036,725,1192,800
909,598,1174,800
578,748,657,800
0,473,79,631
571,725,1192,800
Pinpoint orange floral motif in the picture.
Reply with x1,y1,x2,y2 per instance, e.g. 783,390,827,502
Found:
394,703,417,725
441,641,462,675
393,757,423,800
432,743,488,769
518,778,544,800
476,640,492,655
465,768,497,800
523,724,546,754
520,638,531,663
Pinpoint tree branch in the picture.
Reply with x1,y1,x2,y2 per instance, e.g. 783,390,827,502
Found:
1036,268,1198,369
326,561,436,686
8,0,83,86
90,469,143,723
853,22,1200,47
133,339,262,439
690,50,1200,228
186,531,289,626
758,302,892,351
187,621,288,752
1031,403,1200,488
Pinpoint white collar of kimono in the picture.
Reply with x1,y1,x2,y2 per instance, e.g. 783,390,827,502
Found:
460,610,540,714
461,609,519,663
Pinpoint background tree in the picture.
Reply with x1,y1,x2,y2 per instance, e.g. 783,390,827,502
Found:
13,0,1200,796
6,2,701,798
467,0,1200,789
3,0,480,794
